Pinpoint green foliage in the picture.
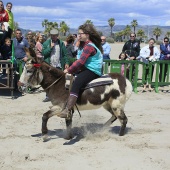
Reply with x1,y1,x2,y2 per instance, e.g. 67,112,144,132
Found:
59,36,67,42
106,37,114,43
155,40,162,45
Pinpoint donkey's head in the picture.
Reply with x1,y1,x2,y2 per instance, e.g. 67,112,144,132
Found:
18,48,43,92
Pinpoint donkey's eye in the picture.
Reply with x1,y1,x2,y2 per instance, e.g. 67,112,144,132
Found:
27,69,34,73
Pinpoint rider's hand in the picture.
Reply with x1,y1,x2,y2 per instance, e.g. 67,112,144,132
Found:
64,69,68,74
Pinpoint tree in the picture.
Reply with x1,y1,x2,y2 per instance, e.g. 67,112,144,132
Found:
153,27,162,40
13,22,19,31
137,29,145,42
84,20,93,25
42,19,49,30
60,21,69,36
166,31,170,38
131,19,138,34
124,25,131,39
108,18,115,37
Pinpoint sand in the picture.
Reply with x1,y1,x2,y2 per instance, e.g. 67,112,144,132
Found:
0,43,170,170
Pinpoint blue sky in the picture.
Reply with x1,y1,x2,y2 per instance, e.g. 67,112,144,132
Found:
8,0,170,31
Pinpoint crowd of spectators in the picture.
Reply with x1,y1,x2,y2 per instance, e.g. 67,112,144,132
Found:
0,0,169,96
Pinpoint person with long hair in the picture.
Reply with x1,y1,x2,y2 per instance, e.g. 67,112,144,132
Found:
35,33,44,60
0,1,8,23
59,24,103,119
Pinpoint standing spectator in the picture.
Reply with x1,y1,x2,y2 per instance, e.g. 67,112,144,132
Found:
26,31,36,49
13,29,29,89
42,29,69,102
73,33,80,51
66,35,77,65
5,2,14,38
139,38,160,92
101,36,111,59
13,29,29,70
0,1,8,23
59,24,103,119
118,52,129,76
159,37,170,82
122,33,140,79
35,33,44,61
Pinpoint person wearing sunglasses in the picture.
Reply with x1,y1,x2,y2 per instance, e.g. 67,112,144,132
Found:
159,37,170,82
122,33,140,80
59,24,103,119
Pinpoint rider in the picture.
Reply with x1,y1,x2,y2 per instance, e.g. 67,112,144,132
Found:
59,23,103,118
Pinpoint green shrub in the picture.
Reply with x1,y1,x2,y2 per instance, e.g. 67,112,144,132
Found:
106,37,114,43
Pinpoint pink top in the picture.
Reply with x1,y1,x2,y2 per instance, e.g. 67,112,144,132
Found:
35,42,43,58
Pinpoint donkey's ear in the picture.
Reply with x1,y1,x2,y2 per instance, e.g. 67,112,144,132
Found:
28,47,37,58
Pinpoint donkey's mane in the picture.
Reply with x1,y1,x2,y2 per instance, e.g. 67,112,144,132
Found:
41,61,65,77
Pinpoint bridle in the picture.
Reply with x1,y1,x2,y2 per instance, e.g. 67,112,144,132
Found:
26,63,64,91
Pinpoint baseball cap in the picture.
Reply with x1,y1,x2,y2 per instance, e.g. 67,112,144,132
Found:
50,29,59,35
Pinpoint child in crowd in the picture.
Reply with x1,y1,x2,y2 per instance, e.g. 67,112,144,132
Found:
118,52,129,76
0,37,12,74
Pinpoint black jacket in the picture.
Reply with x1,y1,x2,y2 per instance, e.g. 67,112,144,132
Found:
122,39,140,59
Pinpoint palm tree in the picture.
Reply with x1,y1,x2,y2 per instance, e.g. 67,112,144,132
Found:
84,20,93,25
124,25,131,39
137,29,145,42
42,19,49,30
108,18,115,37
153,27,162,40
13,22,19,31
166,31,170,38
131,19,138,33
60,21,69,36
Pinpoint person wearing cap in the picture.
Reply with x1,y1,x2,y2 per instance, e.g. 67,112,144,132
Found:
42,28,69,102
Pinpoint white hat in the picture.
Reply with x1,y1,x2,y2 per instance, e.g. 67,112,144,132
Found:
2,22,9,32
50,29,59,35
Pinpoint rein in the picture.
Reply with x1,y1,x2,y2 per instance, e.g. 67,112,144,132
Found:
44,74,64,91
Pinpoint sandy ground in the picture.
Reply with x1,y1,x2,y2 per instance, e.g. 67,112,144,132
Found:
0,43,170,170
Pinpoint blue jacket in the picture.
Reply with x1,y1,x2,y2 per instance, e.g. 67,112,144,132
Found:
160,43,170,60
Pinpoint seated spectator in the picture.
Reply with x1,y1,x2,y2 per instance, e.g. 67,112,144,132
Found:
139,38,160,92
0,37,11,74
159,37,170,82
0,22,11,46
66,35,77,65
101,36,111,59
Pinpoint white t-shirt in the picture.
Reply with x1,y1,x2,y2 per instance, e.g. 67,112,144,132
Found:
50,43,61,68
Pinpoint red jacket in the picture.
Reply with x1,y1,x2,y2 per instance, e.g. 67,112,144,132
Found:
0,9,9,22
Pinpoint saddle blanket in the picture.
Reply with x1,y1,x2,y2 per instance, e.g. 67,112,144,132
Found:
65,74,113,90
83,74,113,90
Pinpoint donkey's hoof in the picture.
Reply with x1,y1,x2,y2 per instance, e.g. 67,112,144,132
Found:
64,134,73,140
42,134,49,142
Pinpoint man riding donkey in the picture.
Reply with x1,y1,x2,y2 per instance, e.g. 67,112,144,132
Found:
59,23,103,119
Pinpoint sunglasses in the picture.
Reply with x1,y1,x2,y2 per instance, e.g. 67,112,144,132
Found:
130,36,135,37
164,41,168,42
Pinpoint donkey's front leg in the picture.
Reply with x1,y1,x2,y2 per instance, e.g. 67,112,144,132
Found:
42,105,62,141
42,110,53,141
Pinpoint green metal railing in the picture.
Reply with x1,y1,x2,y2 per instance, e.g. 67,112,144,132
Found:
103,60,170,93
